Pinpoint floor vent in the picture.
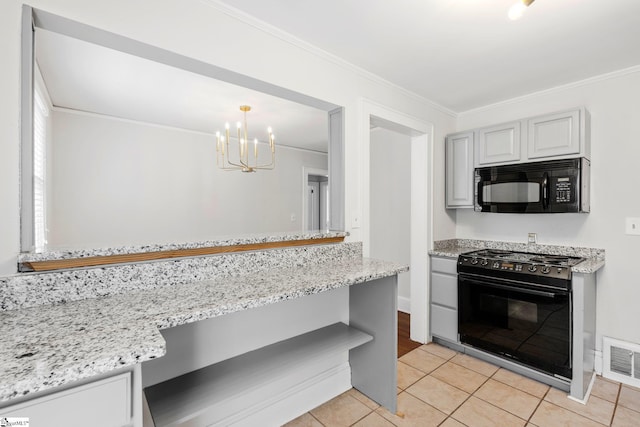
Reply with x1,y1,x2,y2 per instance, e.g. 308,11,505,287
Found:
603,336,640,388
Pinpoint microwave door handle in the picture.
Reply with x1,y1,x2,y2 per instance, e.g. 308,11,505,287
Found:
542,173,550,209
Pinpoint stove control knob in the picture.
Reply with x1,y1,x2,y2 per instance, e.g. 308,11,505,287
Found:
541,266,551,274
528,265,538,272
480,259,489,266
470,258,479,265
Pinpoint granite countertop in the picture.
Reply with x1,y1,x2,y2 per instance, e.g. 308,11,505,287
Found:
0,257,407,404
429,239,605,274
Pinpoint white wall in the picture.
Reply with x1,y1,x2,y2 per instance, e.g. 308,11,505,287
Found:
0,0,457,274
456,69,640,348
48,109,326,248
369,127,411,309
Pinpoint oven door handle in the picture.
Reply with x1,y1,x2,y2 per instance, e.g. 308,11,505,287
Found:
477,281,561,298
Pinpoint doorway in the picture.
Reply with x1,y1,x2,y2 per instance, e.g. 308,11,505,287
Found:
370,126,411,312
302,167,329,231
360,99,433,343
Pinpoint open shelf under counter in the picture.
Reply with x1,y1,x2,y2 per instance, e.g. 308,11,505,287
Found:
144,322,372,426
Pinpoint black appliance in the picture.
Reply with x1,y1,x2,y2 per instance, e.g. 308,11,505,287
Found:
458,249,585,380
475,158,590,213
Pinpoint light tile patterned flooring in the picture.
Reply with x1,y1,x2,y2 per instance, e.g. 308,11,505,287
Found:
284,343,640,426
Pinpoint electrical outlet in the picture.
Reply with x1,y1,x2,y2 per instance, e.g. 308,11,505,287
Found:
290,213,296,222
351,213,360,229
625,217,640,235
528,233,537,244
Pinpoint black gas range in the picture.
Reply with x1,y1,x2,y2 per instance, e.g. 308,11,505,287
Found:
457,249,585,380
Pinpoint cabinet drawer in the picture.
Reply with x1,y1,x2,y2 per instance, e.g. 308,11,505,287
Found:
0,372,132,427
431,256,457,274
430,304,458,342
431,272,457,308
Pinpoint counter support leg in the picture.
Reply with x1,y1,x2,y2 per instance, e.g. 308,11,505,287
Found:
349,276,398,413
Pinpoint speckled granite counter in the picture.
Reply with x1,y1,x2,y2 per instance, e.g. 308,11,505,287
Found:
429,239,605,274
0,256,407,404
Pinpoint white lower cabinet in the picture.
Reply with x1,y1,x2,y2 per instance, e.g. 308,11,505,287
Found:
0,372,132,427
430,256,458,343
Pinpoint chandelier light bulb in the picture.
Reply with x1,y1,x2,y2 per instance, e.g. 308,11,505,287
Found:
508,3,526,20
508,0,535,21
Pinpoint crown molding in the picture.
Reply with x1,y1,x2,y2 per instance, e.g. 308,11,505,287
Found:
202,0,457,118
459,64,640,117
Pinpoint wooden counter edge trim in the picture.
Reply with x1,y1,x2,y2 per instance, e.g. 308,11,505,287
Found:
21,236,346,272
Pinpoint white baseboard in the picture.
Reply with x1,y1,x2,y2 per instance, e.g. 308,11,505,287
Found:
595,350,603,375
567,372,596,405
398,296,411,314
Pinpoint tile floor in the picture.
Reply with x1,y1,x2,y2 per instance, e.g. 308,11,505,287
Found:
284,343,640,426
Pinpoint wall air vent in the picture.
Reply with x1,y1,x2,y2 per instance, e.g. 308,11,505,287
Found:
603,336,640,388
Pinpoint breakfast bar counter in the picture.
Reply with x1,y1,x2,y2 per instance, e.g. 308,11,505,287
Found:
0,256,406,405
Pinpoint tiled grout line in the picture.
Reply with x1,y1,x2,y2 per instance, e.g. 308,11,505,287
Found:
526,384,551,426
307,411,323,426
402,348,493,426
603,380,623,427
295,345,640,427
410,348,547,426
413,347,577,426
348,407,373,427
422,362,494,426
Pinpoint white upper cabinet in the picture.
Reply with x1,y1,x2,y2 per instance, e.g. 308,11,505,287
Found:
445,107,590,209
469,107,589,167
445,131,474,208
527,108,587,160
476,121,521,166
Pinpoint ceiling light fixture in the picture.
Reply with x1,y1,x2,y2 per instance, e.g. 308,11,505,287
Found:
508,0,535,20
215,105,275,172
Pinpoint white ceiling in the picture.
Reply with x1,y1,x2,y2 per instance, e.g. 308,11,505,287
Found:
35,29,330,152
36,0,640,142
217,0,640,112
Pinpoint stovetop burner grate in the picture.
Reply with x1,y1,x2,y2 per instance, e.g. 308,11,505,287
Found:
462,249,584,268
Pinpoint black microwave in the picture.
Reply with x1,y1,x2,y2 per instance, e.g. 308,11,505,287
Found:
475,158,590,213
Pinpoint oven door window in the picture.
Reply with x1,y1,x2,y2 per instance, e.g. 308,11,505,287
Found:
459,275,571,379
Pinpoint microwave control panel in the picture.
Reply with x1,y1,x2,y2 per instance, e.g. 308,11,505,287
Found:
555,177,573,203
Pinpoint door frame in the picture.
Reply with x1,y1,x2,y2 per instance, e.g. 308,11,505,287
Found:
359,98,434,343
302,167,329,231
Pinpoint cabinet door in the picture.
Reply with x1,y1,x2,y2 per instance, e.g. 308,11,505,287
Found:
445,132,474,208
430,305,458,342
527,109,580,159
477,121,521,166
0,372,132,427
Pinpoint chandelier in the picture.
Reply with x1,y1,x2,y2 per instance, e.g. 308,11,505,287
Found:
215,105,275,172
